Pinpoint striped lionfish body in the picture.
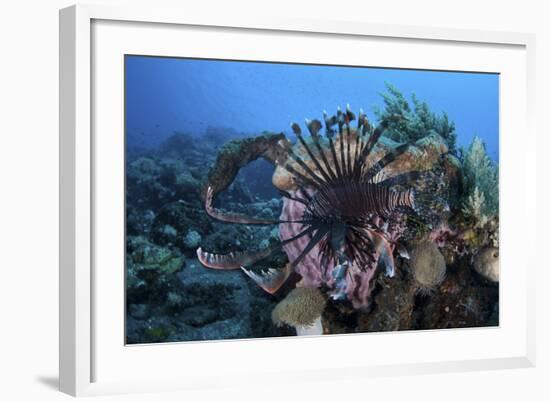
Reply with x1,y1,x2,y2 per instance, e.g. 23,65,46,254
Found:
305,181,415,224
197,105,429,307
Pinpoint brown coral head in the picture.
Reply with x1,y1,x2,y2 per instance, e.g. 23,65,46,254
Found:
409,241,446,293
271,287,327,328
473,247,499,283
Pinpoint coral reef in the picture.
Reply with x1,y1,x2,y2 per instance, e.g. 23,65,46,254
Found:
149,200,213,253
127,236,185,279
127,255,293,343
183,230,202,249
125,87,499,343
412,257,499,329
125,128,291,343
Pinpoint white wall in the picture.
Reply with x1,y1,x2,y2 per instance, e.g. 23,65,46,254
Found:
0,0,547,399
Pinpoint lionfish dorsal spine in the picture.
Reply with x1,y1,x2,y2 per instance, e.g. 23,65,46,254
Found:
307,123,338,181
284,106,411,190
292,122,333,183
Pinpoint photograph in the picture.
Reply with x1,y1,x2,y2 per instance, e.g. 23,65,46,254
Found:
124,55,500,344
1,0,546,399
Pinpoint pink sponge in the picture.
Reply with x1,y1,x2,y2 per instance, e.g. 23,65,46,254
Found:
279,194,403,308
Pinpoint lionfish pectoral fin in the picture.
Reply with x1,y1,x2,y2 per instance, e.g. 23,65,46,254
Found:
240,264,293,294
378,243,396,278
290,226,330,269
196,247,242,270
198,224,319,271
197,243,279,270
204,186,280,225
365,230,396,278
328,262,349,301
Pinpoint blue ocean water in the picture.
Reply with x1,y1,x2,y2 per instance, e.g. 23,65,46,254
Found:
125,55,499,161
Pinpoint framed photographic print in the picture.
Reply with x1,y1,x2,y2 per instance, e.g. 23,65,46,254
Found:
59,4,536,397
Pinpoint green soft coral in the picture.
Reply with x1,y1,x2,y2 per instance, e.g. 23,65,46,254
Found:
461,136,499,223
374,83,457,153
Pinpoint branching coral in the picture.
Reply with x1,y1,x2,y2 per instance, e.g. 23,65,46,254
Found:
374,83,457,153
462,187,488,226
461,136,498,224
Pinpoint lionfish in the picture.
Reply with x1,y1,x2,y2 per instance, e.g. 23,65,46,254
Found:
197,105,435,308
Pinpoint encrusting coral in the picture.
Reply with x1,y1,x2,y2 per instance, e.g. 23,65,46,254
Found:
271,287,327,336
128,236,185,277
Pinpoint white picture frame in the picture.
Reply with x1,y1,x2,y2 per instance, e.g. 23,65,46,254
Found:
59,3,536,397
